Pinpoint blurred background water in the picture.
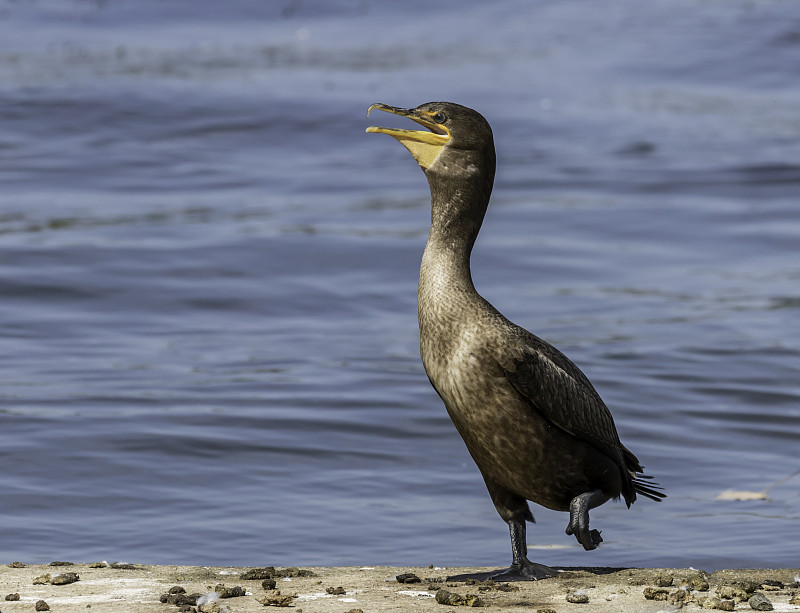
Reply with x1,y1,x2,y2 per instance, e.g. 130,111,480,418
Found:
1,0,798,571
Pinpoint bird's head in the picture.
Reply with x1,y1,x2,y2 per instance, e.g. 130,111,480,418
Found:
366,101,493,172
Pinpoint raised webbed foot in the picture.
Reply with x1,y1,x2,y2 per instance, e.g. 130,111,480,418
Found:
565,522,603,550
565,490,607,551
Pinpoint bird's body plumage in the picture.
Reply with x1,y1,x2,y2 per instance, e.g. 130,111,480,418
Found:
367,101,664,579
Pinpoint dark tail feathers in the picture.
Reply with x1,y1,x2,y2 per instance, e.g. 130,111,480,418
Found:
633,474,666,502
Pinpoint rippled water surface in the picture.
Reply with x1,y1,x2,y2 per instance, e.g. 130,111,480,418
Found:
1,0,799,570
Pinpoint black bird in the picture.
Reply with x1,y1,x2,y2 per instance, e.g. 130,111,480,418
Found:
366,102,665,581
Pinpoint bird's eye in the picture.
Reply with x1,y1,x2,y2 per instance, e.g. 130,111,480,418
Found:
433,112,447,123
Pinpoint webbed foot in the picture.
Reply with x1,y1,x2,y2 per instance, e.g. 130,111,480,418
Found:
489,558,557,581
565,490,607,551
565,522,603,550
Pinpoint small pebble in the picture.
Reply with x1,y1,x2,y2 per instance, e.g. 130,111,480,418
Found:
160,591,199,606
8,562,26,568
35,600,50,612
654,573,673,587
242,567,276,580
255,589,297,607
51,572,80,585
682,574,710,591
461,593,484,607
643,587,669,601
434,589,484,607
344,609,363,613
748,593,773,611
436,589,462,606
215,585,246,598
262,579,277,590
717,585,748,602
789,594,800,605
396,573,421,584
326,586,346,595
669,589,693,606
536,609,557,613
241,567,315,580
736,580,761,594
32,574,51,585
699,596,721,609
698,596,734,611
283,567,315,577
5,593,20,601
566,590,589,604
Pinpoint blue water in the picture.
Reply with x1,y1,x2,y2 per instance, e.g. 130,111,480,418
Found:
1,0,799,571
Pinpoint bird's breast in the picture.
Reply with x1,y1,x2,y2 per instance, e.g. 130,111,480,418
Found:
421,320,517,428
422,325,483,406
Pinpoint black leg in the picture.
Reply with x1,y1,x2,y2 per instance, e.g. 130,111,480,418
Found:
565,490,607,550
488,517,557,581
509,515,528,566
446,482,556,582
446,516,556,582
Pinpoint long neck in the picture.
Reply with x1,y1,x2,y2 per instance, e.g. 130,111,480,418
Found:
425,146,494,261
418,145,495,319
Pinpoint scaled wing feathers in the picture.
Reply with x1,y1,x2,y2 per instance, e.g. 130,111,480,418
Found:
502,333,630,473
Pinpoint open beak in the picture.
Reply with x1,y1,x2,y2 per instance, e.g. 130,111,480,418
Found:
366,103,450,170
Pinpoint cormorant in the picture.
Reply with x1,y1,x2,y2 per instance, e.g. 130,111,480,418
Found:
366,102,665,581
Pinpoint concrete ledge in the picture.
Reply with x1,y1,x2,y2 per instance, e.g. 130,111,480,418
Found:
2,562,799,612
